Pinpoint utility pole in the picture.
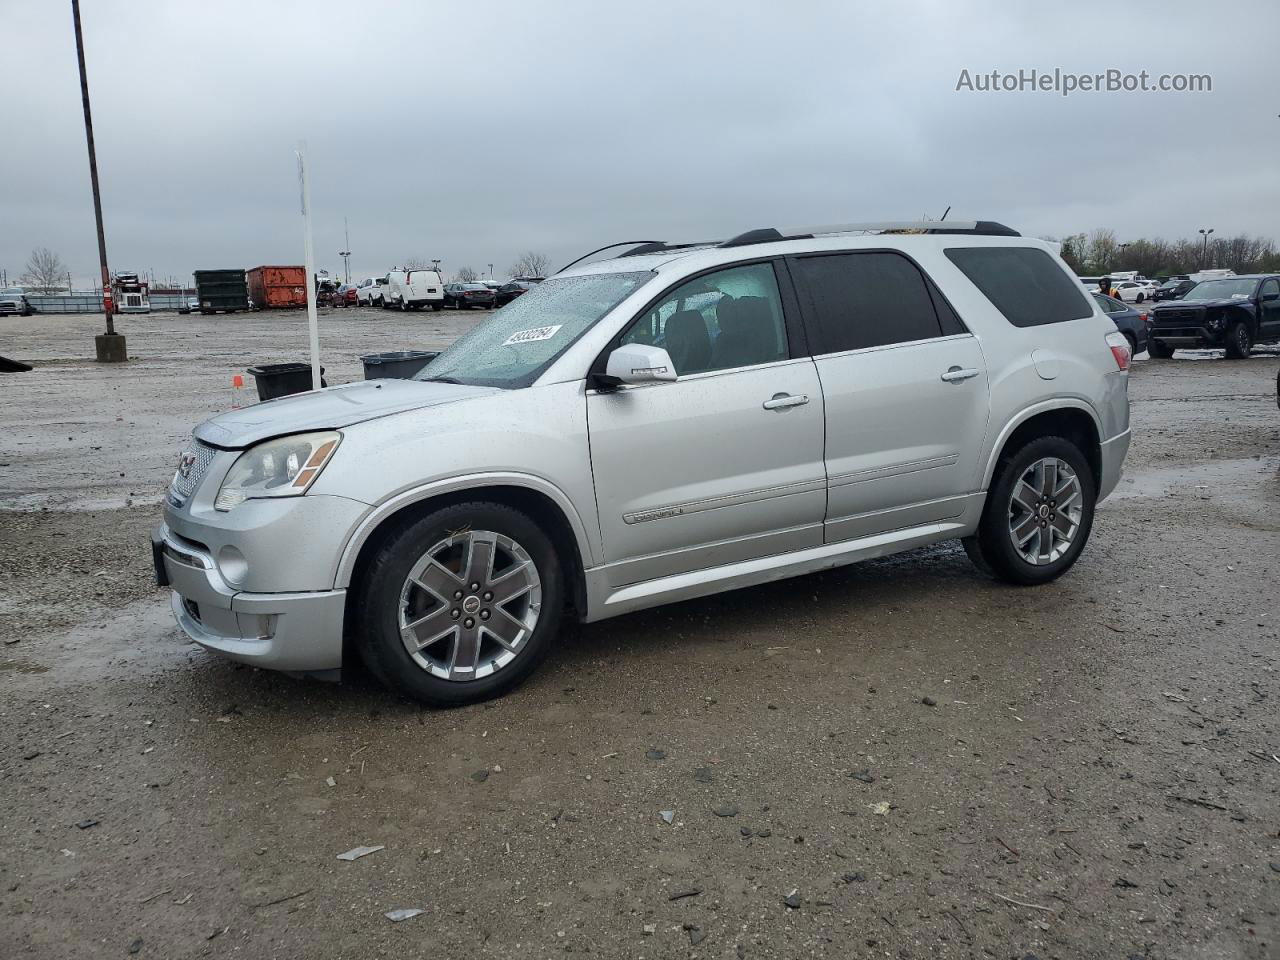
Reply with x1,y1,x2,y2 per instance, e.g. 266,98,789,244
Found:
72,0,125,361
488,262,493,279
338,216,351,284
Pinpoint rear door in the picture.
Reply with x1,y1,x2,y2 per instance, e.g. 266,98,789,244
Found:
786,250,991,542
587,260,826,587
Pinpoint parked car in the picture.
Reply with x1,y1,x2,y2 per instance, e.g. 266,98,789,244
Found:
0,286,34,316
444,282,497,309
1113,280,1156,304
1092,293,1148,355
153,220,1131,706
495,279,539,307
385,270,445,311
332,284,359,307
356,276,387,307
1147,274,1280,358
178,296,200,315
1152,279,1195,301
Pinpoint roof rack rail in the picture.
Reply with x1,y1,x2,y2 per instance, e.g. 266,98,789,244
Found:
555,239,721,274
718,220,1020,248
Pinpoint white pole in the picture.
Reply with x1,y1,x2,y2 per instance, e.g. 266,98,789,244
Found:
297,141,322,391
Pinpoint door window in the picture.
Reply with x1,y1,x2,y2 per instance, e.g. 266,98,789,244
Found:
1260,278,1278,300
789,251,946,354
619,262,788,375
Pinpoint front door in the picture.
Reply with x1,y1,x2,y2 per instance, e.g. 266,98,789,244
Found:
1258,278,1280,338
587,261,826,588
786,250,992,541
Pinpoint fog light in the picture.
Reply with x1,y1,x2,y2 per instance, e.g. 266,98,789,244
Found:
217,544,248,585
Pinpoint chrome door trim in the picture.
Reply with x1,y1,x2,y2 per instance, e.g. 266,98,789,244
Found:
809,332,975,363
622,476,826,525
827,454,959,489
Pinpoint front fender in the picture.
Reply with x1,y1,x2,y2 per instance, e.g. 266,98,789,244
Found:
333,471,597,589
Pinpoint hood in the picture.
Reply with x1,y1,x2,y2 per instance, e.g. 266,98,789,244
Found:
194,378,499,449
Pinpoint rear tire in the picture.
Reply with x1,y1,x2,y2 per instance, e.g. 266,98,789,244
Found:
1224,321,1252,359
432,303,443,312
1147,338,1173,359
354,501,564,707
969,435,1096,586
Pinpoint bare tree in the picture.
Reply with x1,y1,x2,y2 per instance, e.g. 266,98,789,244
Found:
509,251,549,278
20,247,68,293
455,265,478,282
402,257,430,271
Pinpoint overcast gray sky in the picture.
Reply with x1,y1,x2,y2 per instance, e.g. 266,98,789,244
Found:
3,0,1277,287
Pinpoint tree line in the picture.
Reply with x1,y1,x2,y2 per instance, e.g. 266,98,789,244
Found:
1049,229,1280,278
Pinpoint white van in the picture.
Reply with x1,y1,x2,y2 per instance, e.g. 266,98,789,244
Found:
384,269,445,311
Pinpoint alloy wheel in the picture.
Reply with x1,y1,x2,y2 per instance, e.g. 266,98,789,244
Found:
1007,457,1083,565
398,529,542,681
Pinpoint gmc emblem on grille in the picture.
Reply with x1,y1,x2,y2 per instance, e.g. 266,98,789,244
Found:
177,451,197,479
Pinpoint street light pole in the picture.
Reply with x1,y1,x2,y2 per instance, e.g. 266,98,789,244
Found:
338,216,351,284
71,0,125,362
1198,228,1214,267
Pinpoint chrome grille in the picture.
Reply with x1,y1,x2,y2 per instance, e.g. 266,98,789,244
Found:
169,441,216,504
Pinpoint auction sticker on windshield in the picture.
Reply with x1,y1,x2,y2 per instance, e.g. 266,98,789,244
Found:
503,325,564,346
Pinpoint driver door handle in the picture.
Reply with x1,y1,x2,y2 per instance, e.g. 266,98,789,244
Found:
940,366,981,383
762,393,809,411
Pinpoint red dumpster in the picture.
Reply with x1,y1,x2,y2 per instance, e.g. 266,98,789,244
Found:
246,265,307,309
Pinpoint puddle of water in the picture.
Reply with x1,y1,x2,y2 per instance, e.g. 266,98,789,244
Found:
1106,457,1280,501
0,658,50,674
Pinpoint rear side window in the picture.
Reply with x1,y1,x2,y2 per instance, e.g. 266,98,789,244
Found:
790,252,945,353
945,246,1092,327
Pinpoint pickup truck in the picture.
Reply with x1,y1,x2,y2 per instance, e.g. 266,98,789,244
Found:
1147,274,1280,358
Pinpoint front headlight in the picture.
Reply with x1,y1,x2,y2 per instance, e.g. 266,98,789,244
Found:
214,431,341,511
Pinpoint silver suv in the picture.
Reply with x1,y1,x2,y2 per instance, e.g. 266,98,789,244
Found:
153,221,1132,706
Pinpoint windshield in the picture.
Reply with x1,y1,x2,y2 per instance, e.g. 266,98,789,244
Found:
1,287,22,295
417,271,652,387
1183,278,1257,301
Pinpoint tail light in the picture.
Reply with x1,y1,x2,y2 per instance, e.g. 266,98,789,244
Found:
1104,330,1131,371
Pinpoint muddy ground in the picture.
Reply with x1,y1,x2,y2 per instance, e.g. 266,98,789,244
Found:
2,311,1279,959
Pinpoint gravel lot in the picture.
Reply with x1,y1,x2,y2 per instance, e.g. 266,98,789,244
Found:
2,309,1279,959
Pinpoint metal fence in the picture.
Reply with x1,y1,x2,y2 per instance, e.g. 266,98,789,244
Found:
25,293,192,314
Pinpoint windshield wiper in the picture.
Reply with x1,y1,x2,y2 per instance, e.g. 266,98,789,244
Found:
421,375,463,384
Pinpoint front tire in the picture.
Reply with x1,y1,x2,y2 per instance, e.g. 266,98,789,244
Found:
969,436,1096,586
1147,338,1173,359
1224,321,1252,359
432,303,443,312
354,501,564,707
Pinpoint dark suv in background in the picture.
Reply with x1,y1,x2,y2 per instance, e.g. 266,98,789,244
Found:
1152,278,1194,301
1147,275,1280,358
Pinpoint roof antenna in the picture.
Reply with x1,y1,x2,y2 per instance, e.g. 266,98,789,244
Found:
939,206,951,222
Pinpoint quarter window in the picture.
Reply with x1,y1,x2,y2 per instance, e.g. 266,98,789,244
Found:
789,252,946,354
619,262,788,375
945,246,1092,327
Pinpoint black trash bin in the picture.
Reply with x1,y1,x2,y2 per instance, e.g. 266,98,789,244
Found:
360,350,438,380
246,363,326,401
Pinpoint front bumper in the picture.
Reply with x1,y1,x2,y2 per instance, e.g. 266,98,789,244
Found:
1097,428,1131,503
153,523,346,672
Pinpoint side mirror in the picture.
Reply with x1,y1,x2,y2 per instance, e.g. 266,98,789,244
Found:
605,344,678,385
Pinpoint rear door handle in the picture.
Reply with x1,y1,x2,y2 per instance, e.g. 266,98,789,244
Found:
940,366,981,383
762,393,809,411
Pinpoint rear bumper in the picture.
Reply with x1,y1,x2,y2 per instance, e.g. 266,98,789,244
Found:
1097,428,1130,503
153,523,345,672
